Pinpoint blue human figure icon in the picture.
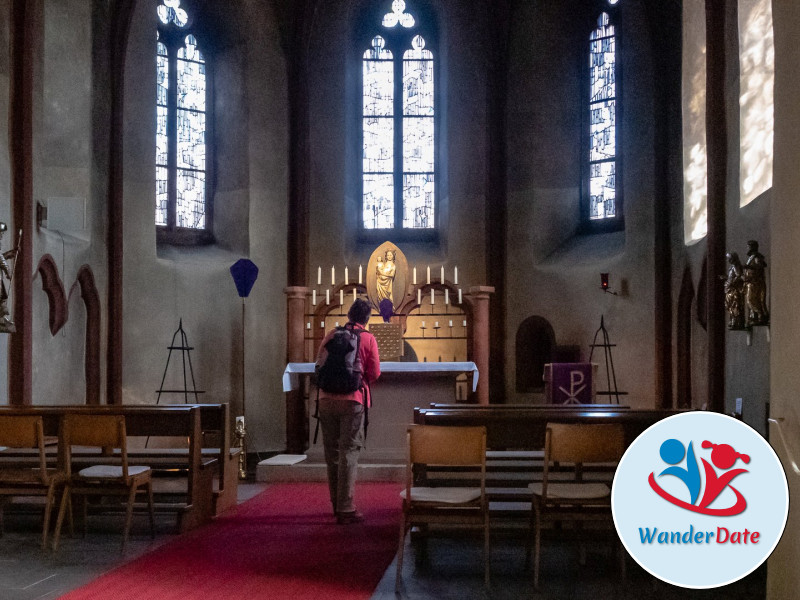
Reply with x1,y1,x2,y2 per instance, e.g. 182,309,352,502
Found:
658,439,701,505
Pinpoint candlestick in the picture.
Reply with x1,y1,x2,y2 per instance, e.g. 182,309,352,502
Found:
449,320,453,328
344,267,349,285
312,290,317,305
445,289,449,305
458,288,462,304
353,288,357,302
427,266,430,284
417,288,421,305
413,267,417,284
339,289,344,305
359,264,363,284
454,266,458,285
421,321,426,329
326,289,330,305
331,266,335,286
440,265,445,283
317,266,321,285
431,288,435,304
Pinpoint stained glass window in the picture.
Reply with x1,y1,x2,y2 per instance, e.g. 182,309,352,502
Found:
588,12,617,221
156,1,208,234
362,1,435,231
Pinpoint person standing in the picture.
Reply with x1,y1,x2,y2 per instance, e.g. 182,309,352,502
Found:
315,298,381,524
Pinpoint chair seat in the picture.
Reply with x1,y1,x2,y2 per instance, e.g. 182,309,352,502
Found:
78,465,150,479
528,481,610,500
401,486,482,504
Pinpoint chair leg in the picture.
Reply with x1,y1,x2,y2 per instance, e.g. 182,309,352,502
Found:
525,501,536,568
147,480,155,540
41,483,55,550
52,484,70,552
533,512,542,590
395,517,408,594
122,485,137,552
66,493,74,537
483,514,490,588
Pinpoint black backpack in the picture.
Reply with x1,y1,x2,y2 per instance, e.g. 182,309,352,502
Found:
315,323,364,394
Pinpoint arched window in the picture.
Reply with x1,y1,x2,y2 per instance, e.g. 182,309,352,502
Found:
585,8,622,230
156,0,210,243
361,1,436,234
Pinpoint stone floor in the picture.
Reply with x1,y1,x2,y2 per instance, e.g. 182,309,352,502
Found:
0,482,767,600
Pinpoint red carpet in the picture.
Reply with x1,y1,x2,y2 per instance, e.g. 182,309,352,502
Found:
59,482,402,600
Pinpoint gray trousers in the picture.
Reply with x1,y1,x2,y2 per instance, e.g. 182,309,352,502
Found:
318,397,365,514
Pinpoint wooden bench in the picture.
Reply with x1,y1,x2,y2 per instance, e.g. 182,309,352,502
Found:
0,404,235,531
413,406,685,518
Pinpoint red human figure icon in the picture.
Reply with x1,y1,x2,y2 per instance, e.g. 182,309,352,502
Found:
698,441,750,512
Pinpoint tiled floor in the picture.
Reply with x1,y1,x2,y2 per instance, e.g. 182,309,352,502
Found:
0,484,767,600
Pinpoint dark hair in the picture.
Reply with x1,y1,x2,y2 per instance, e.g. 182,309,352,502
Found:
347,298,372,326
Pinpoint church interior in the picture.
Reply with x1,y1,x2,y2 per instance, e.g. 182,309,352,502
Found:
1,0,799,598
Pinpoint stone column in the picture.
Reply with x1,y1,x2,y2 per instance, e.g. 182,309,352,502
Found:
285,286,310,453
466,286,495,405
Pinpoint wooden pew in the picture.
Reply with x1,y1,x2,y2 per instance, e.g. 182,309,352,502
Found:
427,403,630,410
0,405,220,532
413,406,685,517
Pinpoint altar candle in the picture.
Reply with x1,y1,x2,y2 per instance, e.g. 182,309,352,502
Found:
458,288,462,304
417,289,421,305
321,321,325,329
335,322,340,328
427,266,431,284
317,266,322,285
421,321,425,328
413,267,417,284
449,320,453,327
463,320,467,327
454,266,458,285
344,267,349,285
312,290,317,305
339,289,344,305
440,265,445,283
306,322,311,330
353,288,357,302
431,288,435,304
331,266,335,286
326,289,330,305
445,289,449,304
435,321,439,328
359,264,363,284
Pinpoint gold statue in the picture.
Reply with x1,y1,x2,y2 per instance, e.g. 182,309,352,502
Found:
375,248,397,305
724,252,745,330
743,240,768,326
0,223,19,334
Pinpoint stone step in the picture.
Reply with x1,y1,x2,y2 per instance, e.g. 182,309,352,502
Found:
256,456,405,483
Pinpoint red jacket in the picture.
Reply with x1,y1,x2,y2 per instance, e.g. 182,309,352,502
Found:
315,323,381,407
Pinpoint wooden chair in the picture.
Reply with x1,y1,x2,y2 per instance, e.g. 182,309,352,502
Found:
396,425,489,592
57,414,155,551
527,422,625,588
0,415,69,550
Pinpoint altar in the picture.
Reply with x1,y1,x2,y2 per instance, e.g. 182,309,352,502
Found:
282,361,478,462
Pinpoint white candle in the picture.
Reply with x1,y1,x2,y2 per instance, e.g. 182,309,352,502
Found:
421,321,426,328
449,320,453,327
335,321,340,328
331,266,335,286
440,265,445,283
427,266,431,284
458,288,462,304
317,266,322,285
358,264,363,284
463,320,467,327
445,289,449,305
431,289,435,304
326,289,330,305
454,267,458,285
306,322,311,330
312,290,317,305
339,289,344,305
321,321,325,329
435,321,439,328
413,267,417,284
417,289,421,305
344,267,349,285
353,288,357,302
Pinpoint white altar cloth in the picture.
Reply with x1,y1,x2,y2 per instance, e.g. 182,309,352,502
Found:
282,361,479,393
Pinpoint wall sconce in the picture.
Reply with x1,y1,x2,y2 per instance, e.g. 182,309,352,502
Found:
600,273,618,295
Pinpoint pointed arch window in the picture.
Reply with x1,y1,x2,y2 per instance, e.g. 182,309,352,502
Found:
156,0,211,243
361,1,436,234
585,9,622,230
